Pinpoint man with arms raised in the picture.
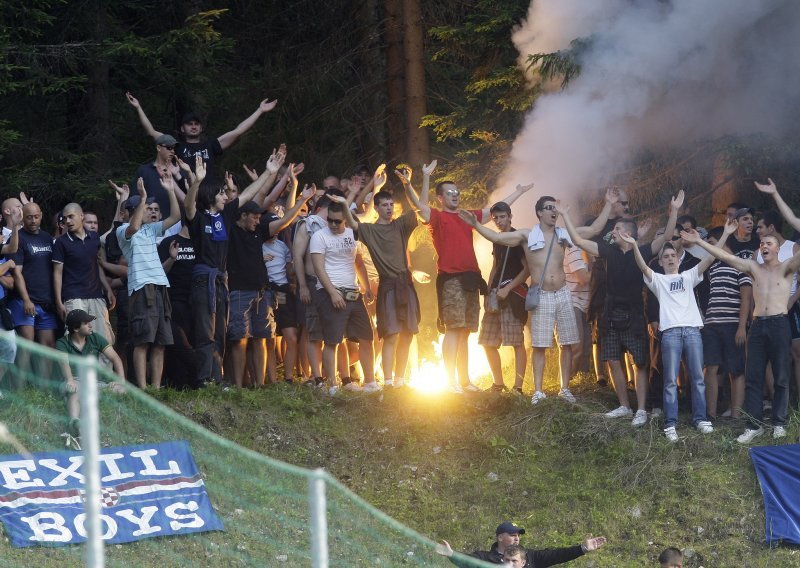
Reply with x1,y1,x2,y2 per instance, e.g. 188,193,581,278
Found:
686,186,800,443
460,189,618,403
560,192,681,425
404,161,532,392
332,166,420,388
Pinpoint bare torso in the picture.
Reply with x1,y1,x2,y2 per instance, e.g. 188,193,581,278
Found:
519,227,568,291
750,261,794,316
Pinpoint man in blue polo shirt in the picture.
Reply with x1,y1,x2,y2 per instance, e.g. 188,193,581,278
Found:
52,203,116,345
117,175,180,389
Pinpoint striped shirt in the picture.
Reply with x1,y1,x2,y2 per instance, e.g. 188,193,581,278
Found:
703,260,752,324
117,221,170,295
563,246,590,313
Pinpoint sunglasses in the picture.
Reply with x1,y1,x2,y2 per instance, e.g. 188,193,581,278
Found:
159,145,176,151
619,200,629,206
328,218,344,226
671,235,681,241
443,189,460,197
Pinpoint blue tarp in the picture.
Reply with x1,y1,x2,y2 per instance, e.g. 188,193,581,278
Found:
749,443,800,545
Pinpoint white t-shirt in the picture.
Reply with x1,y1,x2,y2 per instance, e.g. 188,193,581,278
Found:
644,266,704,331
308,226,358,289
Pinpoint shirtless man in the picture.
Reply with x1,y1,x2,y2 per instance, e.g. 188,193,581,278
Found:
459,189,618,404
684,203,800,443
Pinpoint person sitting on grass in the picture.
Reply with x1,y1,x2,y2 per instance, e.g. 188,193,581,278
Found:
617,221,731,442
659,547,683,568
437,521,606,566
55,309,126,448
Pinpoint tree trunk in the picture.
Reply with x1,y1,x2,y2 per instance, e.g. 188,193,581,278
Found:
710,151,741,226
402,0,429,169
385,0,406,166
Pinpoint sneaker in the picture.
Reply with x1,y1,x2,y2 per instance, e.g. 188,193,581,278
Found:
328,385,340,396
531,391,547,405
558,388,576,403
736,427,764,444
664,426,679,443
60,432,82,451
650,407,663,418
512,386,523,395
489,384,505,393
362,381,382,393
394,377,406,388
464,383,481,392
631,410,648,427
773,426,787,439
450,384,464,394
696,421,714,434
605,406,633,419
383,378,394,388
721,409,732,418
343,381,363,392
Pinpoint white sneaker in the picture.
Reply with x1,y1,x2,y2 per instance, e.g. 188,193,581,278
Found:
328,385,340,396
664,426,679,443
650,407,663,418
558,388,576,403
773,426,787,439
605,406,633,419
696,421,714,434
394,377,406,388
383,378,394,388
464,383,481,392
531,391,547,405
343,381,363,392
362,381,382,393
450,385,464,394
721,409,732,418
631,410,648,427
736,427,764,444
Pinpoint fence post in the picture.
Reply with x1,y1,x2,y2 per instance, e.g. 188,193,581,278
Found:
309,468,329,568
79,359,104,568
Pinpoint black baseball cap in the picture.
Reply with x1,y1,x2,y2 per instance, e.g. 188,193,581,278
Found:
496,522,526,535
66,309,95,331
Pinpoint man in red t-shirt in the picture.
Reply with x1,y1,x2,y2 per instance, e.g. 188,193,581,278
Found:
404,160,532,392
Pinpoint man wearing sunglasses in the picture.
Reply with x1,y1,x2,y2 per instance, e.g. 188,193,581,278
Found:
405,161,532,393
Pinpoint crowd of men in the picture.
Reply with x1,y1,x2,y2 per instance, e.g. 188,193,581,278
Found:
1,93,799,447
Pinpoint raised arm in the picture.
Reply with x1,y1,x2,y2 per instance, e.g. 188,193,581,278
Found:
399,167,426,223
125,178,147,239
161,173,181,231
329,194,360,230
125,92,163,140
684,220,735,274
650,189,683,254
240,146,286,206
481,182,534,221
415,160,437,223
577,187,618,238
457,209,526,247
685,230,755,274
268,184,315,235
1,217,18,256
183,156,207,222
755,178,800,232
556,200,599,257
217,98,278,150
618,231,653,280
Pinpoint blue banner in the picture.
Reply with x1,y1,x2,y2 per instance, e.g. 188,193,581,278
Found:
0,440,224,547
750,443,800,545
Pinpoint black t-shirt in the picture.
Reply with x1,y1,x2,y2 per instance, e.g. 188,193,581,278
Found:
728,237,759,257
11,229,54,304
227,215,275,291
104,221,125,265
490,228,525,288
131,162,186,216
187,198,240,271
597,240,654,306
157,234,195,303
177,139,223,180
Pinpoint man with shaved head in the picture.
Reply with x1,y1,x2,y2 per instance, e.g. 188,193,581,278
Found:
10,202,58,361
52,203,116,345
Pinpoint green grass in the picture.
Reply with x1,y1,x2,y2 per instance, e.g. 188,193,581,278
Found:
1,356,799,567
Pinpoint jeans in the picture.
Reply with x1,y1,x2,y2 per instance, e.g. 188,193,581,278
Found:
661,326,707,428
744,316,791,428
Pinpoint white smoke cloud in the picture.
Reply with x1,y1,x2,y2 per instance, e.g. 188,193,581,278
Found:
501,0,800,224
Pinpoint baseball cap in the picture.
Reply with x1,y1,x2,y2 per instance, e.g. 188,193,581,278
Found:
734,207,754,220
496,522,526,535
66,309,95,331
123,195,156,211
181,112,202,125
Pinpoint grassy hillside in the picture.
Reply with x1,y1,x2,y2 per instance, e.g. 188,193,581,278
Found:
1,368,797,567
